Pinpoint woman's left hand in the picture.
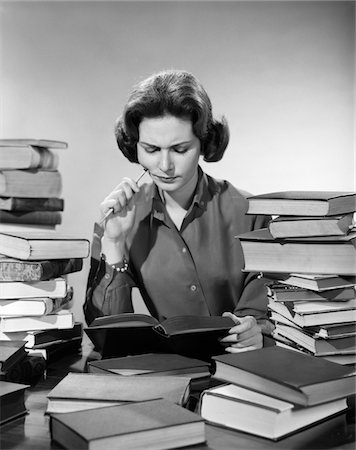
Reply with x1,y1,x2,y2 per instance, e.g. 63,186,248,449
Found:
219,312,263,353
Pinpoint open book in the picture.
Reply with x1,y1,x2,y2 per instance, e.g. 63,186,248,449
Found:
84,313,235,361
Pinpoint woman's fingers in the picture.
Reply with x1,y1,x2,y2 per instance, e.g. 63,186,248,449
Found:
101,178,138,215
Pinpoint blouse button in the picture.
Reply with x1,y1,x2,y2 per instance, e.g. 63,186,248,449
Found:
104,273,110,280
182,247,187,254
190,284,197,292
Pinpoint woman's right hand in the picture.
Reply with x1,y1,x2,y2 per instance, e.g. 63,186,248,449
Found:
100,177,140,241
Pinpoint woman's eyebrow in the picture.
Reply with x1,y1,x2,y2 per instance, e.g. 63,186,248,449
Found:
139,140,192,147
138,141,158,147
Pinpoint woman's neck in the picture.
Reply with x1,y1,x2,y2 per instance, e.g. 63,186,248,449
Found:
161,170,199,211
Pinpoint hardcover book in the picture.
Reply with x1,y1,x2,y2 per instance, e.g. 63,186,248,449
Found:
266,283,356,301
50,399,206,450
46,372,191,413
0,287,73,316
264,273,356,292
212,346,355,406
0,197,64,212
0,210,62,226
0,310,74,332
237,229,356,275
88,353,211,378
274,323,356,357
246,191,356,216
268,214,354,238
0,231,90,260
0,341,27,372
0,138,68,149
0,322,83,348
0,169,62,198
268,299,356,327
85,313,235,360
0,380,29,425
269,297,356,315
0,146,59,170
199,383,347,440
0,257,83,282
0,276,67,299
269,311,356,339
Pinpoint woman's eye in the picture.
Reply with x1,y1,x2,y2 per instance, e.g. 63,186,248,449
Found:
172,146,189,154
145,146,160,153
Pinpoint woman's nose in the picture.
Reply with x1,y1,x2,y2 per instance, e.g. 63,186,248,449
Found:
158,150,173,172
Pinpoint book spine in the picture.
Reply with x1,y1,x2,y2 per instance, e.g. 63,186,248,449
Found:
0,211,62,225
0,170,62,198
0,312,74,332
0,197,64,212
0,258,83,282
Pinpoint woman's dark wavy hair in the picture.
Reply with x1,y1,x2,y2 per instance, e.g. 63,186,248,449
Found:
115,70,230,163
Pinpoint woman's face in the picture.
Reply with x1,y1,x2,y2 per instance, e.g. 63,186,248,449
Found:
137,115,201,195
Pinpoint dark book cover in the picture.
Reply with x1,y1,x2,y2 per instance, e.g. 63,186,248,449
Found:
0,341,27,373
50,399,205,449
213,346,355,406
0,380,29,425
0,197,64,212
88,352,211,376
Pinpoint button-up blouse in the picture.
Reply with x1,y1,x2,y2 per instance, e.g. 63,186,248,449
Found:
84,168,270,325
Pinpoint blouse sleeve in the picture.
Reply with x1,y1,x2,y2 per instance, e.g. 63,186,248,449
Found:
83,223,136,325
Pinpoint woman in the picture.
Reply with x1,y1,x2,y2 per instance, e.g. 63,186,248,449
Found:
84,70,273,353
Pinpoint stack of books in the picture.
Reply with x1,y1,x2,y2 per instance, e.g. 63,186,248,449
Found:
199,346,355,440
46,372,206,449
237,191,356,366
0,227,90,366
0,138,67,232
0,139,90,367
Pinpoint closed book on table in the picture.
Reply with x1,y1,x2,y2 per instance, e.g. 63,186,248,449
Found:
268,299,356,327
50,399,206,450
88,353,211,378
306,322,356,339
0,210,62,226
0,341,27,372
266,283,356,301
0,231,90,260
0,288,72,316
270,311,356,339
199,383,347,440
46,372,191,414
237,229,356,275
274,323,356,356
246,191,356,216
0,380,29,425
0,138,68,149
268,214,354,238
212,346,355,406
85,313,234,361
0,257,83,282
0,322,83,347
268,297,356,315
0,197,64,212
264,273,356,292
0,277,67,299
0,310,74,332
0,146,59,170
0,170,62,197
